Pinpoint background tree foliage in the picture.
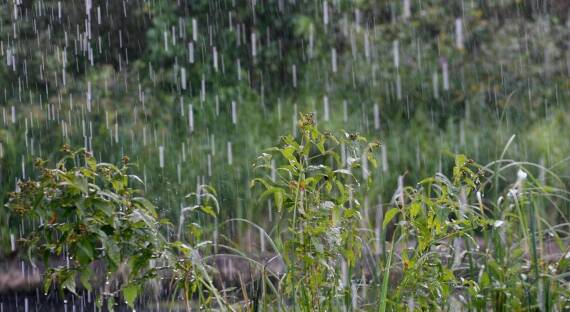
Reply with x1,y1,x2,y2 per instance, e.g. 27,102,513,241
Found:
0,0,568,247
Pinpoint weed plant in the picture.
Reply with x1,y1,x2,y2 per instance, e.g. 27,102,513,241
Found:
5,118,570,311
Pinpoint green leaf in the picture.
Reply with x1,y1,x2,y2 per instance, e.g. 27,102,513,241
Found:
335,180,347,200
133,197,158,216
80,267,93,292
367,152,378,168
333,169,352,176
316,139,326,154
62,273,78,296
301,141,311,157
250,178,272,190
200,205,217,217
383,208,400,228
93,200,114,217
479,271,490,288
129,250,152,274
455,154,468,168
281,146,297,163
106,240,121,268
325,181,332,193
62,174,89,194
453,154,468,183
111,179,125,193
107,296,115,312
259,187,278,202
86,157,97,170
128,174,144,186
410,202,422,218
123,283,141,308
274,190,284,212
76,239,95,265
43,273,53,294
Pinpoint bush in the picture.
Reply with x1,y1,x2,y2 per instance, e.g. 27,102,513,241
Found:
252,113,379,309
6,146,226,311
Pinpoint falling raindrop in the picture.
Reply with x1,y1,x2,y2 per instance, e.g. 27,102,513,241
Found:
402,0,411,19
374,103,380,130
159,146,165,169
213,47,218,72
251,32,257,58
231,100,238,125
442,60,450,91
227,142,233,165
10,233,16,252
393,40,399,69
192,18,198,42
181,67,187,90
323,96,330,121
188,104,194,133
455,18,464,50
292,64,297,88
331,48,338,73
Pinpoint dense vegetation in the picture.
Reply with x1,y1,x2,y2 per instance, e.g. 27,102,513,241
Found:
0,0,569,310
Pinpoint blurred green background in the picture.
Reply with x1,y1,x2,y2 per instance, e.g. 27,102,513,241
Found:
0,0,568,238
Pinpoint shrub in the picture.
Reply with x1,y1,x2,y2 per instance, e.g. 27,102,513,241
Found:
6,146,226,311
252,113,379,309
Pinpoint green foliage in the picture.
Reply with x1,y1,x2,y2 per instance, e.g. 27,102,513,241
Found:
6,147,163,305
5,146,226,311
0,0,569,310
252,113,379,309
380,156,570,311
248,114,570,311
386,155,485,308
249,121,570,310
4,127,570,311
0,0,568,224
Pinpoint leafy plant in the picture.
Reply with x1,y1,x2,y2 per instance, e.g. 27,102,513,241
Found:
252,113,379,310
5,146,227,311
380,155,570,311
6,146,164,309
380,155,486,309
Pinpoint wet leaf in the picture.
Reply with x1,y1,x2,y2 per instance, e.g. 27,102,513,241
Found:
383,208,400,228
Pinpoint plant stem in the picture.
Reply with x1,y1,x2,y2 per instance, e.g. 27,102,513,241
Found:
379,230,397,312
